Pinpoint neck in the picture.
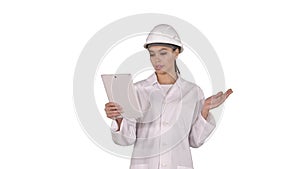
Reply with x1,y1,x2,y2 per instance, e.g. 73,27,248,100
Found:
156,71,178,84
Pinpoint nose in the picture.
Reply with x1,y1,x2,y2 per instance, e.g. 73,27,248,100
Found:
151,54,161,62
155,56,161,62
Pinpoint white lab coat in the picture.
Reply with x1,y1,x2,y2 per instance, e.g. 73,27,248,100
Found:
111,73,216,169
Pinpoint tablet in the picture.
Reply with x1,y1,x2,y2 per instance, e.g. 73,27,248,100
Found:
101,74,143,119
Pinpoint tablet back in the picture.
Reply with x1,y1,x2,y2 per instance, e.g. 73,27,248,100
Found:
101,74,142,119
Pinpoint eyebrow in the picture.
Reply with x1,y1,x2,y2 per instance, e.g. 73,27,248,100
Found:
149,48,169,52
159,48,169,51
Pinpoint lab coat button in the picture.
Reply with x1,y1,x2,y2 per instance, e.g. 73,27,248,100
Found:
163,121,169,126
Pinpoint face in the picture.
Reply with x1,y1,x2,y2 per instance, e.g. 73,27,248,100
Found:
148,45,179,75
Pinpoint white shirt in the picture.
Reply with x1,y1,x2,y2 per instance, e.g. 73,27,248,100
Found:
158,83,173,96
111,73,216,169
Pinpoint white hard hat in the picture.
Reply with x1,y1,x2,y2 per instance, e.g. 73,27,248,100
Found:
144,24,184,53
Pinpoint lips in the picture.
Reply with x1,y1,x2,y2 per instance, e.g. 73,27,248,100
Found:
155,65,164,70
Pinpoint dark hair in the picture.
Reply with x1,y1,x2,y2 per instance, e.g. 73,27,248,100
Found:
174,60,180,74
171,46,181,75
147,43,181,52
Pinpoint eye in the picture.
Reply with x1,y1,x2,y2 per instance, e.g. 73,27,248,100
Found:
150,54,155,57
160,52,167,55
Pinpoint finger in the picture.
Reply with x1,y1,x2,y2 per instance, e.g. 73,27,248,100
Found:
106,102,117,107
113,104,122,110
108,106,123,111
211,92,223,101
207,89,233,110
214,89,232,101
105,106,116,111
215,91,223,97
107,113,121,118
212,93,223,102
105,102,115,106
106,105,122,111
213,92,230,108
107,102,121,107
220,93,227,103
109,110,122,114
107,111,121,116
108,113,121,118
210,94,225,108
225,89,233,98
107,110,121,115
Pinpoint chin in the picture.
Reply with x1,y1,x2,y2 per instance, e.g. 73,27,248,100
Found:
155,70,168,74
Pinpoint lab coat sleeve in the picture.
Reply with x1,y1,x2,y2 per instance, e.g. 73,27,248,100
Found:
188,98,216,148
110,117,137,146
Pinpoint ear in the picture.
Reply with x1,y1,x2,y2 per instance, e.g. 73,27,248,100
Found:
174,48,180,59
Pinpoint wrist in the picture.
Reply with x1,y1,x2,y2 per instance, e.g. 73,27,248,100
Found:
201,109,209,120
115,118,123,131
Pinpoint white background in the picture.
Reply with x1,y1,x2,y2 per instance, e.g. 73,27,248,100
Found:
1,0,299,169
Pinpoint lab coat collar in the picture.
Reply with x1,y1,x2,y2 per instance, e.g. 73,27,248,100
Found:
145,72,182,87
145,72,183,103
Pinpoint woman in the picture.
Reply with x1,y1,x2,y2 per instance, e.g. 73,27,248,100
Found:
105,24,233,169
